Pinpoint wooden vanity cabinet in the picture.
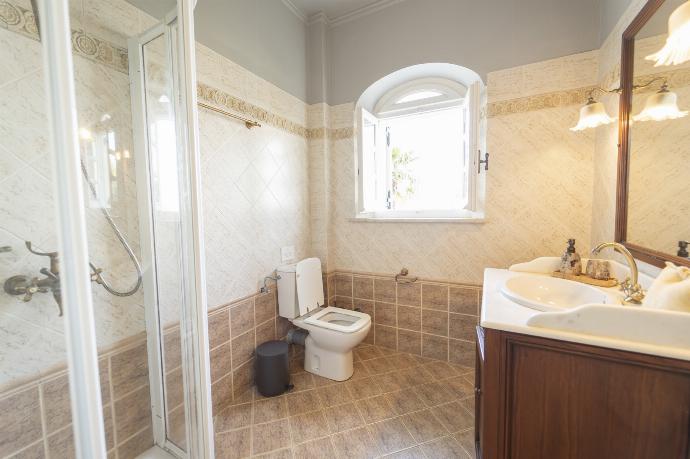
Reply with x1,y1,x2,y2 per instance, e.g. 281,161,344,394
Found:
475,326,690,459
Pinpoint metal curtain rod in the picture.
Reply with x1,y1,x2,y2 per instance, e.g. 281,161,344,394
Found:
197,101,261,129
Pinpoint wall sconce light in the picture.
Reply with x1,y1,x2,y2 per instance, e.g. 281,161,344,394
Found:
570,96,616,131
646,1,690,67
632,82,688,121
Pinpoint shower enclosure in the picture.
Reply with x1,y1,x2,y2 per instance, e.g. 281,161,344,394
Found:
0,0,213,457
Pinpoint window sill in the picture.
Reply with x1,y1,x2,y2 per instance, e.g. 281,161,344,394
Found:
349,214,487,224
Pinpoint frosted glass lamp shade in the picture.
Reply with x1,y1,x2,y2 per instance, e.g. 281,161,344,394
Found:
570,99,616,131
646,1,690,66
633,89,688,122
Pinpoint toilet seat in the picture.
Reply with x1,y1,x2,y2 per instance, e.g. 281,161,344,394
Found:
302,306,370,333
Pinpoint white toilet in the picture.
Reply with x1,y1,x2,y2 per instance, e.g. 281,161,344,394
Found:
277,258,371,381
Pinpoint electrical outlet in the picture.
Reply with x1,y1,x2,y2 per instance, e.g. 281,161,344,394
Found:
281,246,295,263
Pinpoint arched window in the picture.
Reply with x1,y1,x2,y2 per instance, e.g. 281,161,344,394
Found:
356,66,485,220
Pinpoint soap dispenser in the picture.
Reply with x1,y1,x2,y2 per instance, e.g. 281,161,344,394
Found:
559,239,582,275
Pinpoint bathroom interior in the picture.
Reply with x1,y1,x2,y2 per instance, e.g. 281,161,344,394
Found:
1,0,690,457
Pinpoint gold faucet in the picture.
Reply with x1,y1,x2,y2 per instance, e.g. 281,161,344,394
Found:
591,242,645,304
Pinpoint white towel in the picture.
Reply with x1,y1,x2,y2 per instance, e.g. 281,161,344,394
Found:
644,262,690,312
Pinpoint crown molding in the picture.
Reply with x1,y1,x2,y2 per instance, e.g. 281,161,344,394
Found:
281,0,307,23
307,11,330,26
330,0,406,27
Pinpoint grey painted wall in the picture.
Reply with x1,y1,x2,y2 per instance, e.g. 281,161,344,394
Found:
326,0,601,105
600,0,635,44
128,0,309,101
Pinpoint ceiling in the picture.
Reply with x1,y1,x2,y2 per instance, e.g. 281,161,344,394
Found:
287,0,392,21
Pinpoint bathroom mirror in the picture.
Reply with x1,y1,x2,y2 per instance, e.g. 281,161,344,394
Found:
617,0,690,268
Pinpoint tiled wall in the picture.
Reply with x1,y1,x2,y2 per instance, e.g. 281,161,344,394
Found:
0,336,152,459
326,272,481,368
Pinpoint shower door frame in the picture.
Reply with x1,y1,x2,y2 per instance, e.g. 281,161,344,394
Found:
129,4,214,458
32,0,212,458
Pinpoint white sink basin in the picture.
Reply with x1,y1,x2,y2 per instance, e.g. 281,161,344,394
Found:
501,274,614,312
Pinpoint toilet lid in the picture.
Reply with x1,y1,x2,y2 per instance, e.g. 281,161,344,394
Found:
295,258,325,316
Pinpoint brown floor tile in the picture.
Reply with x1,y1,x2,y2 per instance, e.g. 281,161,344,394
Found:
455,429,477,459
365,356,394,375
367,418,416,455
384,389,427,416
289,410,329,444
424,360,464,380
323,401,365,434
397,366,433,387
253,396,287,424
252,419,291,455
346,376,383,400
215,427,251,458
356,394,396,423
351,361,371,380
290,372,315,392
286,389,322,416
377,371,407,393
331,426,380,459
355,346,383,361
443,376,475,400
414,382,455,408
293,436,335,458
420,435,470,459
214,402,252,432
254,448,292,459
432,401,474,433
383,446,427,458
317,383,354,407
401,409,448,443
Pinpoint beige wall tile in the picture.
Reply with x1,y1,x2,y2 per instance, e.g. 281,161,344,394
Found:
42,374,71,434
111,342,149,399
208,308,230,349
163,330,182,371
374,302,396,327
8,441,45,459
335,273,353,297
422,310,449,337
46,426,74,459
0,387,43,457
255,292,277,325
353,276,374,299
397,305,421,331
374,278,396,303
232,360,253,399
422,284,449,311
117,426,154,459
374,325,397,350
165,367,184,410
449,313,478,341
397,329,422,356
422,334,449,361
99,358,111,406
167,405,187,450
210,341,233,383
449,339,475,368
211,374,233,414
397,283,421,307
255,318,276,346
230,299,255,338
353,298,374,316
334,295,353,309
449,287,479,315
231,330,256,370
114,385,152,441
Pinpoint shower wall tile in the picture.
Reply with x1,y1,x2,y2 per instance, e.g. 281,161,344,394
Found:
0,386,43,457
114,385,152,441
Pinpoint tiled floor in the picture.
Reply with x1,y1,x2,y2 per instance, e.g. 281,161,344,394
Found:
213,344,476,458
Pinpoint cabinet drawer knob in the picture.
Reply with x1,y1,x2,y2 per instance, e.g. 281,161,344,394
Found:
475,387,481,396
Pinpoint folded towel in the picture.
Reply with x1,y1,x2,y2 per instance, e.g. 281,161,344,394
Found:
644,262,690,312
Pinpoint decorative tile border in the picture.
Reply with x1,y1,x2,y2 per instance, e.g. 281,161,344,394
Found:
0,0,128,73
487,85,597,118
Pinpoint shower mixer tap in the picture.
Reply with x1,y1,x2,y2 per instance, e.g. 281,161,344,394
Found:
3,241,63,316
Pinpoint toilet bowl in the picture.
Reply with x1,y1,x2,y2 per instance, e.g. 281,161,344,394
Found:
277,258,371,381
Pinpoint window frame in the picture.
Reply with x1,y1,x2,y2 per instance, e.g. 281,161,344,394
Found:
356,78,484,222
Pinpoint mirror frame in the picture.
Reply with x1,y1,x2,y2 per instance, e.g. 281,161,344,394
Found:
616,0,690,268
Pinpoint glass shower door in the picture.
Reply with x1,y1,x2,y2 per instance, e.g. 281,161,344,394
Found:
129,9,214,457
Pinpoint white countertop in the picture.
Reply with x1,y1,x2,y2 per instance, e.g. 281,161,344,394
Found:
480,267,690,361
